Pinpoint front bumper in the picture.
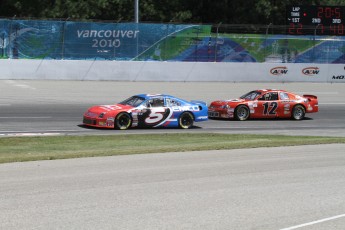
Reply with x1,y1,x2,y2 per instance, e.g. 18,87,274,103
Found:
83,117,97,126
83,116,114,128
208,110,232,119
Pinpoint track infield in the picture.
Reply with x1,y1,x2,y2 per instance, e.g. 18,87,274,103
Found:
1,133,345,164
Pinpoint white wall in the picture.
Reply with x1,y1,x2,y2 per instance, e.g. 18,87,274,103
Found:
0,59,344,83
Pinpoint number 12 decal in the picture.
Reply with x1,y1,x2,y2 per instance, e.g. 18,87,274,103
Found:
263,102,278,115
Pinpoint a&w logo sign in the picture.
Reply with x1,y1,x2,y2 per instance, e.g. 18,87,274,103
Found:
302,67,320,76
270,66,288,76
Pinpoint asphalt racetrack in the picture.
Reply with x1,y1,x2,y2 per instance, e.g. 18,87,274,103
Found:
1,80,345,229
0,80,345,136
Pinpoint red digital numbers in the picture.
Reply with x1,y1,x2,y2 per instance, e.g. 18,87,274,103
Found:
330,24,344,35
288,23,304,35
335,7,341,18
319,24,325,34
339,24,344,35
317,7,341,18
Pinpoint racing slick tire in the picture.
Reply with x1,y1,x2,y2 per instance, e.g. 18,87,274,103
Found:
179,112,194,129
235,105,250,121
115,112,132,130
291,105,305,120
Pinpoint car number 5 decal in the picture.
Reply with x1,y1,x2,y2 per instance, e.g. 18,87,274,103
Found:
145,108,166,124
263,102,278,115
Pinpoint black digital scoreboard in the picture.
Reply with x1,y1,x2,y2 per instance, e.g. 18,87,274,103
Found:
286,6,345,35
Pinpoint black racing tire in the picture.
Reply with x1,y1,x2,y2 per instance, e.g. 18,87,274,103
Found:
291,105,305,120
235,105,250,121
114,113,132,130
179,112,194,129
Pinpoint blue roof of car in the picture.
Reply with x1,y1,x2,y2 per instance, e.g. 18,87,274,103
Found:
134,94,194,105
135,94,173,99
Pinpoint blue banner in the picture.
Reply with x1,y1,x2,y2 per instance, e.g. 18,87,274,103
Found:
0,20,63,59
63,22,194,60
1,19,345,63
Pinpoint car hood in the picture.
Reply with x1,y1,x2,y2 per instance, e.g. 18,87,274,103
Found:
210,99,244,106
85,104,134,117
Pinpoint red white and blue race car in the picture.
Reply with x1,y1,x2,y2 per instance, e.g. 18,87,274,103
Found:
208,89,319,121
83,94,208,129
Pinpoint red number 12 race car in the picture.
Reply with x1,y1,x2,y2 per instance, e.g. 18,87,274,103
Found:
208,89,318,120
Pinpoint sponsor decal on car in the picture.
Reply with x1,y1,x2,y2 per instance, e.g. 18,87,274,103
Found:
270,66,288,76
98,121,106,126
248,102,258,108
100,105,123,111
221,114,231,118
85,112,98,118
172,106,199,112
106,117,114,127
302,67,319,76
284,104,290,114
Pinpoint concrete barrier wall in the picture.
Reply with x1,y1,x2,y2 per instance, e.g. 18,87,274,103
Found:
0,59,344,83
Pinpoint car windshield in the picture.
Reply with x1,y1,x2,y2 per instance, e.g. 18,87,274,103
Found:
119,96,145,107
240,91,262,100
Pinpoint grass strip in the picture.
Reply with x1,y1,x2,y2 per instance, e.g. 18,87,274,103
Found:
0,133,345,164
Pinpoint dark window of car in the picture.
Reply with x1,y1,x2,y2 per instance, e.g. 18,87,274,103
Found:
146,98,165,107
270,92,279,100
260,92,278,101
240,91,262,100
119,96,145,107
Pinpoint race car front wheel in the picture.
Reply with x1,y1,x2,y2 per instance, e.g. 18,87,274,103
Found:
235,105,250,121
115,113,132,130
291,105,305,120
179,112,194,129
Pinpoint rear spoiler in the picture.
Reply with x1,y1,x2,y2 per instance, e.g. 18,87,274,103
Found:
303,94,317,99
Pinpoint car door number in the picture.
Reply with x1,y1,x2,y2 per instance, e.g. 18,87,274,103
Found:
263,102,278,115
145,108,166,124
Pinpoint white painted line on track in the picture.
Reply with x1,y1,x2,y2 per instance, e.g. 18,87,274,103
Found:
0,117,52,119
1,129,79,133
14,84,36,90
3,80,36,90
280,213,345,230
319,102,345,105
0,133,62,137
0,129,84,137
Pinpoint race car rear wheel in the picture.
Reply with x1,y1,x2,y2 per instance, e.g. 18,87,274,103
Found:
235,105,250,121
179,112,194,129
115,113,132,130
291,105,305,120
